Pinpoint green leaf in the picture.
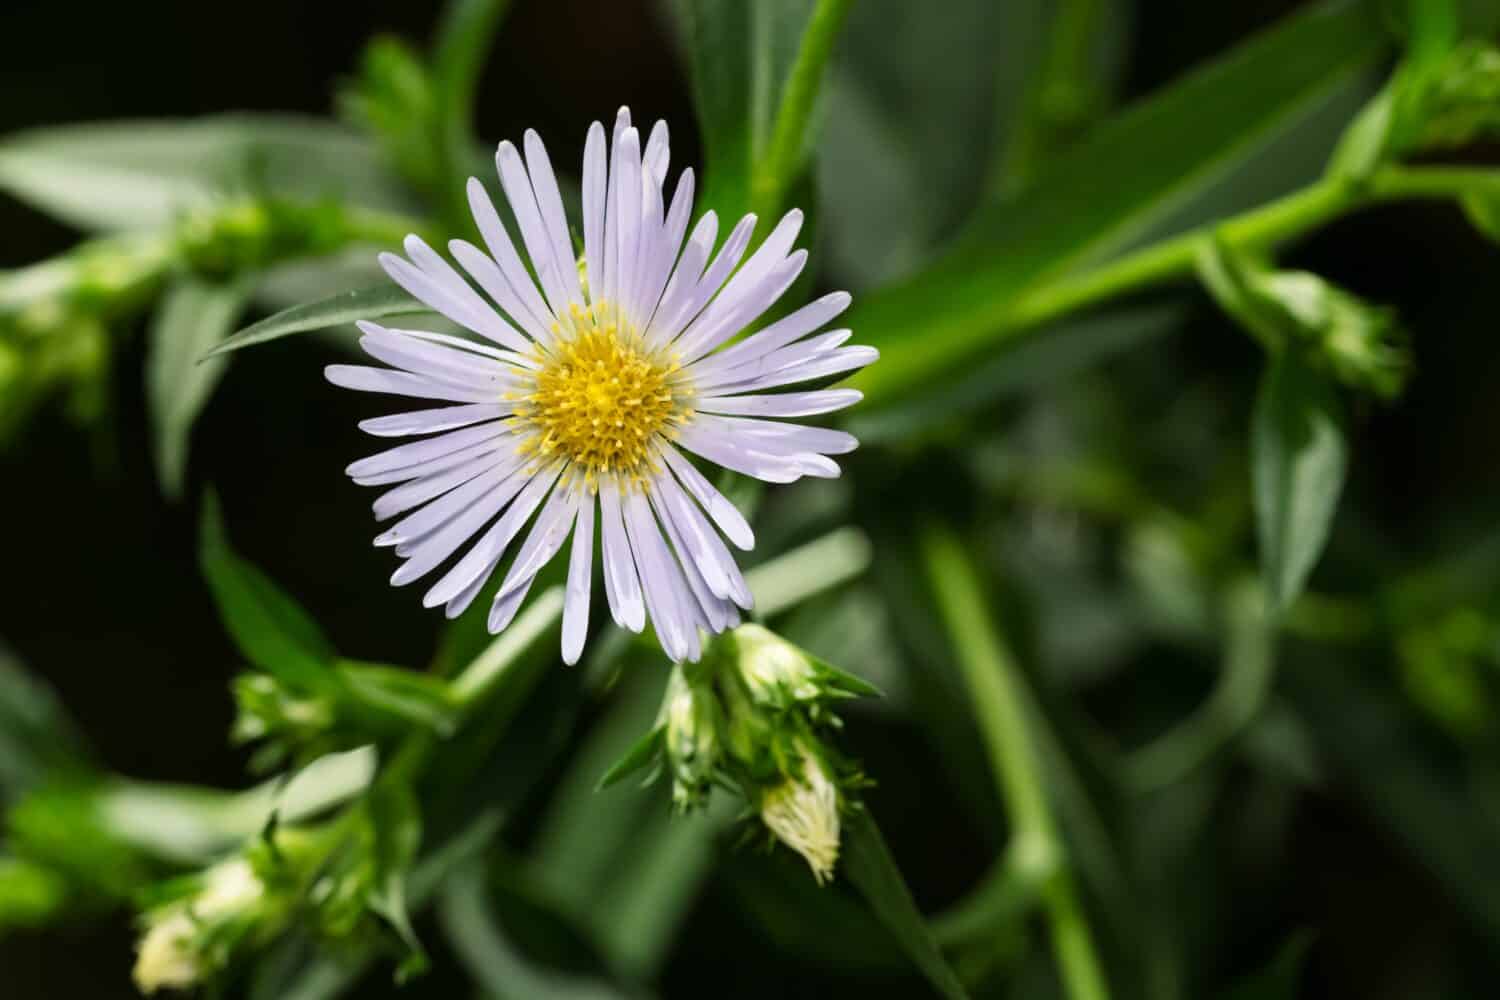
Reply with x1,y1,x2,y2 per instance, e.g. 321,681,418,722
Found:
438,857,632,1000
0,641,91,799
147,277,251,499
0,115,415,233
842,811,971,1000
1251,352,1349,615
337,661,459,736
595,727,663,791
678,0,823,220
1216,931,1316,1000
199,493,341,693
365,778,427,982
846,0,1389,409
204,284,425,360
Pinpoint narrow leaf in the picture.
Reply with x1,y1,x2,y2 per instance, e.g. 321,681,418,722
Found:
847,0,1388,408
1251,352,1348,614
204,284,424,360
842,811,970,1000
147,277,251,498
199,493,341,693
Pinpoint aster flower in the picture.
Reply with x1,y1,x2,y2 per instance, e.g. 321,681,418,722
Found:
327,108,876,663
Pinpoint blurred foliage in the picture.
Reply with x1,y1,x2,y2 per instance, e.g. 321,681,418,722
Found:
7,0,1500,998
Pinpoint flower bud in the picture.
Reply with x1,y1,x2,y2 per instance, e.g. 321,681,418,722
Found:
733,624,821,708
661,667,722,810
759,746,842,885
133,858,265,994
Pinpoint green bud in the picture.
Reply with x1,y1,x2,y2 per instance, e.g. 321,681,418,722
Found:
0,856,70,928
660,667,722,810
733,624,822,708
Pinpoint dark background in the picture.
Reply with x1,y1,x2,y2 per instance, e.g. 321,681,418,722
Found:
6,1,1500,997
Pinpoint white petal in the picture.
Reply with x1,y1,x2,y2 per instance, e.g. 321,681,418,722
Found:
385,240,530,353
639,168,694,333
347,421,510,479
561,497,595,665
359,403,509,438
656,442,755,550
646,210,716,346
582,121,608,307
695,414,858,456
676,248,808,364
643,120,670,186
420,463,562,608
612,128,643,326
350,435,511,488
654,469,752,608
598,477,646,632
494,481,581,599
695,388,862,418
698,345,878,395
675,422,805,484
497,139,575,318
357,327,516,392
622,490,696,662
686,292,852,381
381,461,523,549
523,129,586,306
326,365,500,404
654,214,756,345
465,178,557,340
653,485,737,633
450,237,553,346
389,471,528,586
371,449,515,522
488,572,535,633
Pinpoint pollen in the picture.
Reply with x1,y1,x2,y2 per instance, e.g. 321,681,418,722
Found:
516,302,686,483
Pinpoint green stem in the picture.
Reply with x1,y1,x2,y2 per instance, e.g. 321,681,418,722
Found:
921,522,1109,1000
750,0,857,219
860,163,1500,407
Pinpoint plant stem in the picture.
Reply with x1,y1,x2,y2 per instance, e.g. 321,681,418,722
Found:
750,0,856,219
921,521,1109,1000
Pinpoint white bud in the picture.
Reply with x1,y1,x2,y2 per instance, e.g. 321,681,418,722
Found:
133,859,264,994
760,748,841,885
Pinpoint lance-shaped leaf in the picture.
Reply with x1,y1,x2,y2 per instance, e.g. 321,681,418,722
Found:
1251,352,1349,615
204,284,426,360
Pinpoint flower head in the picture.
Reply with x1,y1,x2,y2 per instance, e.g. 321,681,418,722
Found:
329,108,876,663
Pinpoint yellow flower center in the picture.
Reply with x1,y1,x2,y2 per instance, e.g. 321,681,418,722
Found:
516,302,686,483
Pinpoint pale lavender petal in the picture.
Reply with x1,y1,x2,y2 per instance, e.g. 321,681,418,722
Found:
421,463,562,608
698,345,878,395
523,129,586,306
582,121,607,306
643,120,670,186
696,388,862,418
561,497,595,665
671,209,803,358
387,239,530,353
494,480,581,599
638,167,694,330
350,435,510,487
326,365,500,404
488,572,535,633
598,477,646,632
654,468,752,607
676,249,808,364
656,442,755,550
653,214,755,345
450,237,553,346
686,292,851,380
497,139,575,318
347,421,511,479
371,448,516,522
612,128,643,326
465,178,557,340
689,329,853,393
694,414,857,456
622,490,696,662
653,486,737,633
624,158,663,325
359,403,508,438
675,422,801,484
357,326,516,392
389,470,529,586
381,461,522,549
645,210,716,347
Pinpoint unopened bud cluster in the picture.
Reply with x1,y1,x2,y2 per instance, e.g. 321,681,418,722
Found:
612,625,877,884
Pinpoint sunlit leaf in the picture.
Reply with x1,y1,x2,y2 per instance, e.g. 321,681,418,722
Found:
147,277,251,499
1251,352,1348,615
